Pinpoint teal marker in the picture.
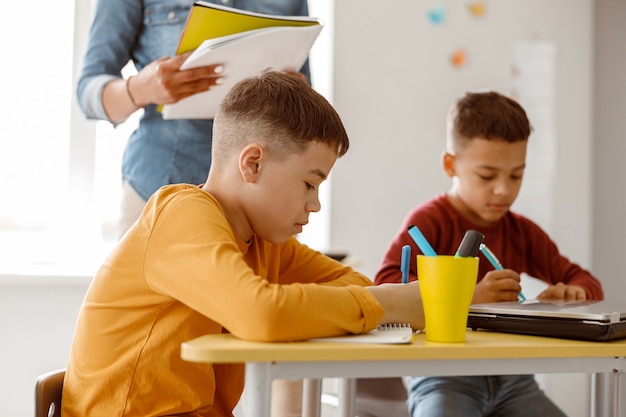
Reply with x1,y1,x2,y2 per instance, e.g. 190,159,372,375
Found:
407,224,437,256
478,243,503,270
479,243,526,301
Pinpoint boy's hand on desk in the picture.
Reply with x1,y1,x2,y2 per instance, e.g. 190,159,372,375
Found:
537,283,586,301
367,281,425,331
472,269,522,303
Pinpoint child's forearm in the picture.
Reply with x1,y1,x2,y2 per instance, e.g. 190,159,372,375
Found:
366,282,425,330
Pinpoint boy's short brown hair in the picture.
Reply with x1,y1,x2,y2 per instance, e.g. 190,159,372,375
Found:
446,91,532,153
212,70,349,162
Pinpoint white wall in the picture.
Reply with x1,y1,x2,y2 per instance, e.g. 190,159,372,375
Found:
592,0,626,302
0,275,91,416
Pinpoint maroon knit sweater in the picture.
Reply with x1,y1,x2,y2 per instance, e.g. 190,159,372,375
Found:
375,194,604,300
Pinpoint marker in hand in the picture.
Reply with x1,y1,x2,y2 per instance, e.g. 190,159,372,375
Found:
401,244,411,284
479,243,526,301
407,224,437,256
478,243,502,270
455,230,484,258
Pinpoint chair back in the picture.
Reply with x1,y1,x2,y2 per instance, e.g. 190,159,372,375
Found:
35,369,65,417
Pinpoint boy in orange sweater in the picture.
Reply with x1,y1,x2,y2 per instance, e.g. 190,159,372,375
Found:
62,71,424,417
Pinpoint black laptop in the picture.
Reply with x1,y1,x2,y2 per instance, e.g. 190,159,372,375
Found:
467,300,626,342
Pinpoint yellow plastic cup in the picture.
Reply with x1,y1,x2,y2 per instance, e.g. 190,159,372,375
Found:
417,255,479,343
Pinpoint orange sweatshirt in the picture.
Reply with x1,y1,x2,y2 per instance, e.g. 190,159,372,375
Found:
62,184,382,417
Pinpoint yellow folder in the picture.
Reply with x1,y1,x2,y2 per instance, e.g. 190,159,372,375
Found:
176,1,322,55
162,2,323,119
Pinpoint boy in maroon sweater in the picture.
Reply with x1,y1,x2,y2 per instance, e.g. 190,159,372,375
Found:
375,91,603,417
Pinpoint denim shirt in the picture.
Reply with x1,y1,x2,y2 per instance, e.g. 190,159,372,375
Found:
77,0,310,201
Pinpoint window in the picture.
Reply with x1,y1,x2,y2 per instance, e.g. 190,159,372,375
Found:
0,1,83,271
0,0,335,275
0,2,74,231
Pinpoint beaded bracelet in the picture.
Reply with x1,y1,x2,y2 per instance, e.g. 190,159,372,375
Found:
126,76,139,107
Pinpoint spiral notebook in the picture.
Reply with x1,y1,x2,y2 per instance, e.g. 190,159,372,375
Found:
308,324,414,344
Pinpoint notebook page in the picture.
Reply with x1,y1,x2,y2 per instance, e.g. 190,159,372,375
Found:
308,324,413,344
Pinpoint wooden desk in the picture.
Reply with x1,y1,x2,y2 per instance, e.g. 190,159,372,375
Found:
181,330,626,417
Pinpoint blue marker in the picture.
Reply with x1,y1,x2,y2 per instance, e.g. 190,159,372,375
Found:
401,244,411,284
407,224,437,256
479,243,526,301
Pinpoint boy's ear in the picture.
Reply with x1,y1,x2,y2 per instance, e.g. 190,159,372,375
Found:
239,143,263,182
442,152,456,177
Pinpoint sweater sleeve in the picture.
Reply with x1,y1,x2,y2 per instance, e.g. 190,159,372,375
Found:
77,0,143,121
143,189,384,342
521,220,604,300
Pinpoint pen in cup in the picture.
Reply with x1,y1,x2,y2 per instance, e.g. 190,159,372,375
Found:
455,230,484,258
407,224,437,256
478,243,526,301
401,244,411,284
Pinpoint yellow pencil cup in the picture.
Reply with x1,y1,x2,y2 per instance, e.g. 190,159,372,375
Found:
417,255,479,343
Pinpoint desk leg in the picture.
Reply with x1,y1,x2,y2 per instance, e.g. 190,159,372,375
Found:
302,379,322,417
337,378,356,417
614,370,625,417
591,372,626,417
592,372,610,417
245,362,272,417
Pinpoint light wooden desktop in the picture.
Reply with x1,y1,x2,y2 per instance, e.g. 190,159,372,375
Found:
181,330,626,417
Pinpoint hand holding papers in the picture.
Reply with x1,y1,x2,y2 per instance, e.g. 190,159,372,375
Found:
163,25,322,119
162,2,323,120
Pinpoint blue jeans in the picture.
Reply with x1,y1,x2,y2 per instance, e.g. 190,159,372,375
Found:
407,375,567,417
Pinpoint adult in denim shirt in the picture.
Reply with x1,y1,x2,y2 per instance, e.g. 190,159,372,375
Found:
77,0,310,237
